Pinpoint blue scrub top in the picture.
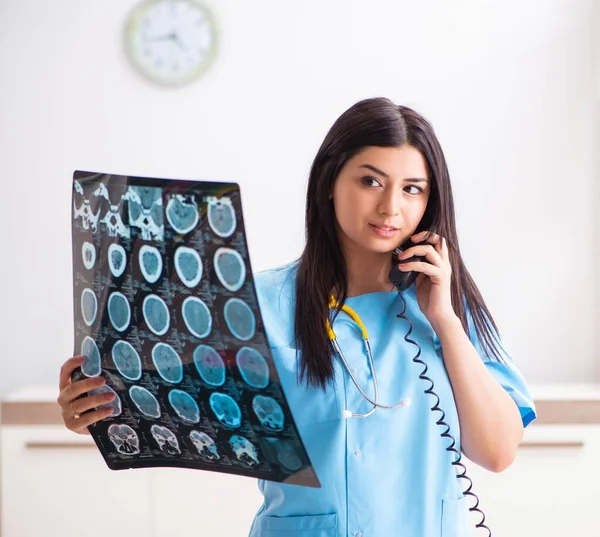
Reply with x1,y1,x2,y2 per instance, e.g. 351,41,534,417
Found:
249,262,536,537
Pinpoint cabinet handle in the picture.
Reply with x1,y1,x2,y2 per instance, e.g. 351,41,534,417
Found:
25,441,96,449
519,440,584,448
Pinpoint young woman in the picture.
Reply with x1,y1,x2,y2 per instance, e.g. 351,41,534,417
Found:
57,97,536,537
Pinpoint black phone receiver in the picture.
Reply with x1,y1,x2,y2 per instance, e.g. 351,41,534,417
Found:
388,240,425,291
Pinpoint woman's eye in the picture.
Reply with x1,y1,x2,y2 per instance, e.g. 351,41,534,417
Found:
405,185,423,195
360,176,381,188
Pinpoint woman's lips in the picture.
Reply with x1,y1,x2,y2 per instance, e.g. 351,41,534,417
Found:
369,223,399,238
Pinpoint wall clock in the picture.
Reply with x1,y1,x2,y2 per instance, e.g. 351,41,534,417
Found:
124,0,219,87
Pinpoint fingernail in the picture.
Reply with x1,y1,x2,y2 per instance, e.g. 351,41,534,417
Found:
76,356,85,363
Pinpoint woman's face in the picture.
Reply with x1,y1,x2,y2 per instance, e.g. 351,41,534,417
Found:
331,145,430,256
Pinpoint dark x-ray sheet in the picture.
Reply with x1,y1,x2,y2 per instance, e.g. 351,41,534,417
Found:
71,170,320,488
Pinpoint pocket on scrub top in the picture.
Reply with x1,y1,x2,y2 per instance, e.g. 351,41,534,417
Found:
441,497,471,537
273,347,340,426
256,513,338,536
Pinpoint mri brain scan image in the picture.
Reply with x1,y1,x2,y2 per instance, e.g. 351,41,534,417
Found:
264,438,302,471
81,336,102,377
223,298,256,341
209,393,242,428
168,389,200,423
111,340,142,380
207,196,236,238
151,425,180,455
174,246,203,288
236,347,269,389
214,247,246,292
94,183,131,239
142,294,170,336
129,386,161,418
193,344,226,387
108,424,140,455
108,291,131,332
72,174,316,485
127,186,164,241
229,435,259,467
89,385,122,417
151,342,183,383
189,431,220,461
139,245,163,284
73,180,101,232
107,243,127,278
252,395,285,432
81,288,97,326
81,242,96,270
182,297,212,338
166,194,199,234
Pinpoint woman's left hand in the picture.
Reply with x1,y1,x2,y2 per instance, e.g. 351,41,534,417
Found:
396,230,456,328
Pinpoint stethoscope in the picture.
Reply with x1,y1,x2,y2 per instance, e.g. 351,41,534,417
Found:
326,298,411,419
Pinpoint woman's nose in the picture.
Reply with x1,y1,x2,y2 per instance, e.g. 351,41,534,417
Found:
378,193,402,217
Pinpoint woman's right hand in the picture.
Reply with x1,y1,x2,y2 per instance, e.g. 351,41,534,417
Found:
57,355,115,435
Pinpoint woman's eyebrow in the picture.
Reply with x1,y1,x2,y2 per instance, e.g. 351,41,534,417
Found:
358,164,428,183
359,163,389,178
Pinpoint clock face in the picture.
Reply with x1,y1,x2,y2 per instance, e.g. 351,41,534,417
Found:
124,0,218,86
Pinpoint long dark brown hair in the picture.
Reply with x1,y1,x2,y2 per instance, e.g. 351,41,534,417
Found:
295,97,505,390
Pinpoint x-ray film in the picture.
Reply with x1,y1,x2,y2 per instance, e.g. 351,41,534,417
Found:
70,170,320,488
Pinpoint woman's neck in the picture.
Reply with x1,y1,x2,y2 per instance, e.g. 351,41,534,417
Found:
343,247,395,297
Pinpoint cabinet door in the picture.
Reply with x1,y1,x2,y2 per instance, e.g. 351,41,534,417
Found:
1,426,152,537
151,467,263,536
464,425,600,537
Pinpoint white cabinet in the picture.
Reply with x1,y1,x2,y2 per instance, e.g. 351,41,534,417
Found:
465,425,600,537
150,467,263,536
0,425,263,537
0,425,152,537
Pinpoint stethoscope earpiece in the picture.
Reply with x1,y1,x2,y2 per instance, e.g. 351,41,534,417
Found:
341,409,353,419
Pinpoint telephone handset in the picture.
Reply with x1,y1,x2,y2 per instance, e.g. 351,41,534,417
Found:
388,239,426,291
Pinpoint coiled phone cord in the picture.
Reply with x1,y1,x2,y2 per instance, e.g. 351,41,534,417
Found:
395,293,492,537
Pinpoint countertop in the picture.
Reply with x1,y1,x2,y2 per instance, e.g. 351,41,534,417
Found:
2,384,600,425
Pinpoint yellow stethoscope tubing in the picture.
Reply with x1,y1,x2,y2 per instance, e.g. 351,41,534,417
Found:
327,298,410,418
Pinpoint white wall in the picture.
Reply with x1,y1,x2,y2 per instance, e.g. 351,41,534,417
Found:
595,0,600,384
0,0,598,397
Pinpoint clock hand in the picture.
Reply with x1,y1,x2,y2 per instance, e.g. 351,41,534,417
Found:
172,33,187,52
148,33,174,42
